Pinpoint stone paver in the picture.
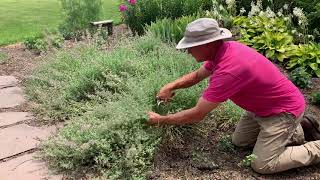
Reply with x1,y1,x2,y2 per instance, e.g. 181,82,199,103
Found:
0,87,25,108
0,124,55,159
0,76,61,179
0,76,18,89
0,112,32,127
0,153,62,180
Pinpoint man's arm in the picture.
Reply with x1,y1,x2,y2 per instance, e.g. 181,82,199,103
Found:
167,66,210,90
148,97,220,125
157,66,211,101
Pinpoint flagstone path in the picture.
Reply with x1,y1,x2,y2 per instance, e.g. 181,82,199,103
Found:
0,76,62,180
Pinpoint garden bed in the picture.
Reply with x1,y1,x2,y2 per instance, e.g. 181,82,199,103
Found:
19,30,320,179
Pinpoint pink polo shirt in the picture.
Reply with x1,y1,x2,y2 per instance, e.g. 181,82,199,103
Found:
202,41,305,117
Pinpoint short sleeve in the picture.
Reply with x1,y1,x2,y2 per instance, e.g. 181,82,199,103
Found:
202,73,243,103
203,61,214,71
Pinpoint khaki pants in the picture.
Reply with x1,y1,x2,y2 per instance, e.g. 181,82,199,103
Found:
232,111,320,174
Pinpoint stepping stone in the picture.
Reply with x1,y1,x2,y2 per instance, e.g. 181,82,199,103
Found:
0,112,32,127
0,76,18,89
0,87,25,108
0,124,55,160
0,153,62,180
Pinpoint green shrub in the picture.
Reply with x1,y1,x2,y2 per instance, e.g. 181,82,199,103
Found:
24,36,47,54
312,92,320,106
289,67,312,89
59,0,102,39
146,15,200,44
233,15,294,62
24,32,64,54
121,0,213,35
251,31,294,62
287,43,320,77
0,51,8,64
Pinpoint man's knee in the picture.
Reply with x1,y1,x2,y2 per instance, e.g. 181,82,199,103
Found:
251,158,276,174
232,133,252,147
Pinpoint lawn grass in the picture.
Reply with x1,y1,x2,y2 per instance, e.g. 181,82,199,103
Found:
0,0,121,46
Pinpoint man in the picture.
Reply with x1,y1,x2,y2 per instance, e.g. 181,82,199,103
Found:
147,18,320,174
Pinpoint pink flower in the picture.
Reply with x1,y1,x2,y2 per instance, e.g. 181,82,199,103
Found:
128,0,137,5
119,4,127,12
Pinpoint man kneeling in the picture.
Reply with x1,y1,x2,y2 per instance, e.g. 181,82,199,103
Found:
147,18,320,174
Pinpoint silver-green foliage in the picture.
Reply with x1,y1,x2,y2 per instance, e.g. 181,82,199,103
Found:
26,35,206,178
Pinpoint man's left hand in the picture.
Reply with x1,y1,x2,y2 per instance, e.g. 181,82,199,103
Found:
147,111,162,125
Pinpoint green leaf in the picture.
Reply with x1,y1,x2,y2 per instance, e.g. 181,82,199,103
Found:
266,50,275,59
309,63,318,70
315,69,320,77
287,62,297,69
277,54,287,62
278,48,286,53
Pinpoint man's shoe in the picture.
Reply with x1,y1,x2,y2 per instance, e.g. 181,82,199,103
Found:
301,114,320,141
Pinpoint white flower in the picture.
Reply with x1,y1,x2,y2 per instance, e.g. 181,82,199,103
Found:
291,29,297,34
257,0,263,9
259,11,265,17
219,4,225,11
205,10,211,16
266,7,276,18
293,7,303,17
293,7,308,26
240,7,246,15
277,9,283,17
284,17,290,21
225,0,236,13
249,1,261,17
283,4,289,10
225,0,234,5
307,35,314,39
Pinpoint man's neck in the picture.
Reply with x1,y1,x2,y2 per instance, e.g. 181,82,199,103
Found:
209,40,224,61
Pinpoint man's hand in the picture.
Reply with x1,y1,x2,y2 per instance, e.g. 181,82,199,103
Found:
146,98,220,126
156,85,175,102
147,111,163,125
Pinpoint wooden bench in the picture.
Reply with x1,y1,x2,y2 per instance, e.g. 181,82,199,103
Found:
90,20,113,35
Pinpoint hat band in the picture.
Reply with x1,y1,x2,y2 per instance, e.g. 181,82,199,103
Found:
184,30,224,43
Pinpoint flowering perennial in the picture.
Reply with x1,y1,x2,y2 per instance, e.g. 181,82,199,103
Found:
119,4,127,12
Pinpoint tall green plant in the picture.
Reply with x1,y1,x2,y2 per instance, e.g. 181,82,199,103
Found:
146,15,200,44
59,0,102,39
120,0,213,35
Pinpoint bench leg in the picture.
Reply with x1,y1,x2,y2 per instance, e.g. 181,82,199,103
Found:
107,24,113,35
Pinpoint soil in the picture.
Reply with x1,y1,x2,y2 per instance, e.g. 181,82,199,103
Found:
1,25,320,179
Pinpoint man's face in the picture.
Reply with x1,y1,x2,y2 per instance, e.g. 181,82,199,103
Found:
187,44,210,62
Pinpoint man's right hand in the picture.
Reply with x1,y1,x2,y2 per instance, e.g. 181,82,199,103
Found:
156,85,175,102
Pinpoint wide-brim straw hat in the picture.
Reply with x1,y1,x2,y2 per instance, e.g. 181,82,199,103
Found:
176,18,232,49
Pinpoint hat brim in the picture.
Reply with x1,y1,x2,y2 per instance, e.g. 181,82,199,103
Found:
176,28,232,49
